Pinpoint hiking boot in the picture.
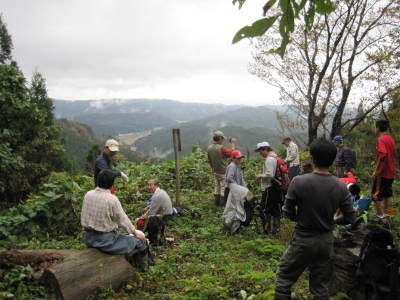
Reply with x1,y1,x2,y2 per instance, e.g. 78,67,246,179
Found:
371,216,390,225
371,217,384,224
271,217,280,234
220,196,226,207
259,231,269,239
213,194,220,206
135,250,149,272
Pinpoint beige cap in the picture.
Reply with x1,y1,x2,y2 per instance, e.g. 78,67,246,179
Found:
214,131,227,139
105,139,119,151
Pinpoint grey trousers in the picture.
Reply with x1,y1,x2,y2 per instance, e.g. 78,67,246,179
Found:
84,230,147,256
275,231,334,300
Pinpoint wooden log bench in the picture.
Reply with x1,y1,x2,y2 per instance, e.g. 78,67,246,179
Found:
0,248,135,300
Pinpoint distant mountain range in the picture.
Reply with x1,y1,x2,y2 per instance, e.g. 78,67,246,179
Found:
53,98,289,160
53,99,243,122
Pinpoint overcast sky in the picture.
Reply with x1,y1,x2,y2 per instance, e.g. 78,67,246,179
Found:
1,0,279,106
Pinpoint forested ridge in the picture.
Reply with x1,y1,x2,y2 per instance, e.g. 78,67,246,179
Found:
1,4,400,298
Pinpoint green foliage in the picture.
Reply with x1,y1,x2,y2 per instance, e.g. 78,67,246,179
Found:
0,263,49,299
0,172,91,249
232,0,336,57
85,143,101,173
0,56,65,206
0,143,398,299
0,14,13,64
28,70,54,126
55,118,102,172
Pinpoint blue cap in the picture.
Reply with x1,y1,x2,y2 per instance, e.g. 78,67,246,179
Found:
332,136,343,142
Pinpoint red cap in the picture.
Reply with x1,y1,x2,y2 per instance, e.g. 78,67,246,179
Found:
231,150,244,159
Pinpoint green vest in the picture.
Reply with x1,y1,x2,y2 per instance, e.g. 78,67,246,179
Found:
208,144,228,173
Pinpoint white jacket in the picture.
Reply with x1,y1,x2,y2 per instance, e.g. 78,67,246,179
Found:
221,184,249,234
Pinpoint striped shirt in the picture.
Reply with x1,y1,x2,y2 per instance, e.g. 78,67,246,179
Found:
81,187,136,234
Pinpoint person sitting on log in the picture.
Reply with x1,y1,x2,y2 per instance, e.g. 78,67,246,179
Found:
81,169,150,271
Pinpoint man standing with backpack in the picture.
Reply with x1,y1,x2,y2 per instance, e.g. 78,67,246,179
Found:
332,136,352,178
255,142,282,238
371,119,397,223
274,138,355,300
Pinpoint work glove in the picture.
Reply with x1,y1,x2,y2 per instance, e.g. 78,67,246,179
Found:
120,172,129,182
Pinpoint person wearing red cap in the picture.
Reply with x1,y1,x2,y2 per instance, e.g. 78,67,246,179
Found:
226,150,246,189
222,150,249,234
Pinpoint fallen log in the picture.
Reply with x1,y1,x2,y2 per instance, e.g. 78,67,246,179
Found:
0,248,135,300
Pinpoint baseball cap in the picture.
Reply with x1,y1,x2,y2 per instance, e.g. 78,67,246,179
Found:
214,131,227,139
282,137,291,144
254,142,270,152
332,136,343,143
105,139,119,151
231,150,244,159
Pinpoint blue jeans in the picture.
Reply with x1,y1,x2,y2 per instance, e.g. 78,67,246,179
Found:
275,231,334,300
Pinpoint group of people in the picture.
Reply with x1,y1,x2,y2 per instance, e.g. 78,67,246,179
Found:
80,119,396,298
81,139,174,271
209,130,300,237
332,120,396,224
209,120,397,299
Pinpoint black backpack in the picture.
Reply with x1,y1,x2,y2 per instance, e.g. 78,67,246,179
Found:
348,147,357,169
356,228,400,298
144,216,165,244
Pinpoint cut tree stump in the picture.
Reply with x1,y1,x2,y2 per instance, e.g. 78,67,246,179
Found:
0,248,135,300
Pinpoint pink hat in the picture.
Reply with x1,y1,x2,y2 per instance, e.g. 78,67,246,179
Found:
231,150,244,159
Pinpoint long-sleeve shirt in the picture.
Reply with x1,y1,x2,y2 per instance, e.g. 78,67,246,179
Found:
260,152,278,191
207,142,234,174
283,172,355,237
376,133,396,179
81,187,136,234
285,142,300,167
226,162,246,188
143,187,173,218
94,152,121,187
336,145,352,172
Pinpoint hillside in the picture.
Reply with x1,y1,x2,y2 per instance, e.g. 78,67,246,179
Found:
134,124,282,159
133,106,284,159
53,98,243,122
55,119,103,171
73,111,179,136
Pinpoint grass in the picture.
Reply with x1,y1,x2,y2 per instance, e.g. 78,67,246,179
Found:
1,150,399,299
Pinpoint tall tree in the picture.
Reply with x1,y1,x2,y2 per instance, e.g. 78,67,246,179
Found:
29,70,54,126
0,17,64,206
0,14,13,64
249,0,400,145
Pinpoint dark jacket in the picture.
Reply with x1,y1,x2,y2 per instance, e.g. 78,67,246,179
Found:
337,145,352,172
94,152,120,187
